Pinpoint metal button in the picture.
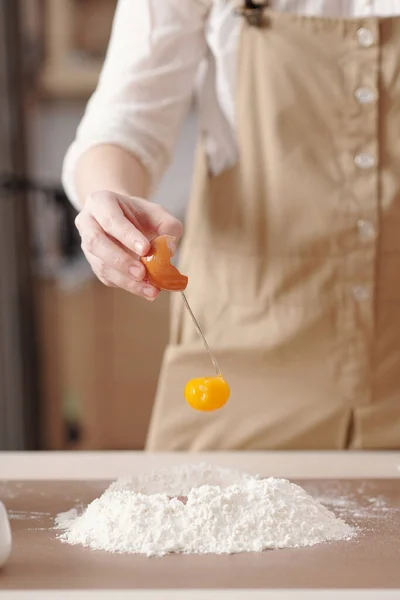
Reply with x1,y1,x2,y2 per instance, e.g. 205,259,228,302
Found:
357,27,375,47
354,153,375,169
354,87,376,104
352,285,370,302
357,219,375,239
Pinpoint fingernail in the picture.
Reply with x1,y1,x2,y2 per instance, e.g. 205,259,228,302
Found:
143,286,155,298
129,266,141,279
134,241,144,255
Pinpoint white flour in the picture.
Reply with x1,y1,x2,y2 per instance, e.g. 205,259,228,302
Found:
55,464,354,557
308,480,399,521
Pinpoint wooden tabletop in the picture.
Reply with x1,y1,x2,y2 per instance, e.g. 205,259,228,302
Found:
0,452,399,600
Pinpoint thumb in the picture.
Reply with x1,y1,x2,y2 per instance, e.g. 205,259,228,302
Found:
138,201,184,246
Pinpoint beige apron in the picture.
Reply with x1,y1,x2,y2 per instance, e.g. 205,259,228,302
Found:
146,4,400,450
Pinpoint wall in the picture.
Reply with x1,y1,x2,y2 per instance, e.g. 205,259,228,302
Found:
28,101,198,220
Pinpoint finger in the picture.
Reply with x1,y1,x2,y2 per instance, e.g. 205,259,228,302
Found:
79,215,146,281
86,191,150,256
122,197,183,245
84,251,160,301
145,202,184,243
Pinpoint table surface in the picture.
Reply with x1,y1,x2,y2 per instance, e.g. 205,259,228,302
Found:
0,451,399,600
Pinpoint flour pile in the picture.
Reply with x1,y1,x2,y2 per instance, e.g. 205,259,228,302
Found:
55,464,354,556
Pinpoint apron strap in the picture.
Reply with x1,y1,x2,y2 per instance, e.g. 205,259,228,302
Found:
235,0,269,27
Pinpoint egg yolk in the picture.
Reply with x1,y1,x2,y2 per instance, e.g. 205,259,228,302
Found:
184,376,230,412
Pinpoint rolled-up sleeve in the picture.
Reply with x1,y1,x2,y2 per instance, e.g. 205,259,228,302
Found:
62,0,210,209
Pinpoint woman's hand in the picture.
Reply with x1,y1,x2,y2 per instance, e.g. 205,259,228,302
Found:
75,190,183,301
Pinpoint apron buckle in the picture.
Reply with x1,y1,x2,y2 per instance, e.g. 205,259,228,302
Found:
235,1,269,27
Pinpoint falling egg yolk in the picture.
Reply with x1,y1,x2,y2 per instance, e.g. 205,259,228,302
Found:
184,376,230,412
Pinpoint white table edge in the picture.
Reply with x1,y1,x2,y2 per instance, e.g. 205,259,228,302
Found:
0,589,399,599
0,451,399,480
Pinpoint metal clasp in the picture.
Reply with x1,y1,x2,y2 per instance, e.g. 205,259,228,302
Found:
234,1,269,27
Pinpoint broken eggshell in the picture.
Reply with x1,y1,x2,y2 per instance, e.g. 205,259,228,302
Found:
140,235,188,292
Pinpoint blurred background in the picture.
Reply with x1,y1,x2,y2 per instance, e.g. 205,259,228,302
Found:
0,0,197,450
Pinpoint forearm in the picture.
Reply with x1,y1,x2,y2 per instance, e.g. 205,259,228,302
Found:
75,144,150,207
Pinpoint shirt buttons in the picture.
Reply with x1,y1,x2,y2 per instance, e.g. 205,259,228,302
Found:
354,153,375,169
357,27,375,47
357,219,375,239
352,285,370,302
354,87,376,104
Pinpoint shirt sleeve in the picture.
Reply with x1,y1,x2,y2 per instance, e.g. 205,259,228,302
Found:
62,0,210,209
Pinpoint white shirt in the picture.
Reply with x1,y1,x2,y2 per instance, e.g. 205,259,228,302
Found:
62,0,400,209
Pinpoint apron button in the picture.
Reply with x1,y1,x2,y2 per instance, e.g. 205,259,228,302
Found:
354,153,375,169
354,87,377,104
357,27,375,47
352,285,370,302
357,219,375,239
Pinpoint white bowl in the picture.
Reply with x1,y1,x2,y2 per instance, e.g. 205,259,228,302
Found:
0,501,11,567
